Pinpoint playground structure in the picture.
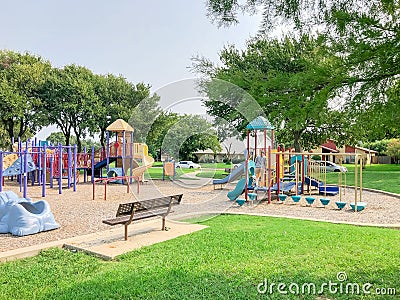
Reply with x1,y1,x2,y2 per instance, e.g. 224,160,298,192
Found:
0,119,154,200
0,140,86,198
228,117,366,212
92,119,154,200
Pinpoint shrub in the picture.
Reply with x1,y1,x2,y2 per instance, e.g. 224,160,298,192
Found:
387,139,400,164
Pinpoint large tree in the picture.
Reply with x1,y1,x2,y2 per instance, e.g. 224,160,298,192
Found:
206,0,400,141
161,114,222,161
128,93,162,144
41,64,98,152
93,74,150,147
0,50,51,149
193,35,348,151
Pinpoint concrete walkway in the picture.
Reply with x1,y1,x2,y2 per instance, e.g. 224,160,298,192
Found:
0,219,208,262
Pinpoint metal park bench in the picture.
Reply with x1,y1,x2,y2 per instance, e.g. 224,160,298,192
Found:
102,194,183,240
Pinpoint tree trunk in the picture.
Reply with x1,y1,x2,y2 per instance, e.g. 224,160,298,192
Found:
293,131,302,152
100,128,106,148
18,117,26,138
65,133,70,146
76,139,82,153
4,120,14,151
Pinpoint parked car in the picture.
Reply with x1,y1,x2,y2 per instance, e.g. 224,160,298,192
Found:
313,161,348,172
176,161,201,169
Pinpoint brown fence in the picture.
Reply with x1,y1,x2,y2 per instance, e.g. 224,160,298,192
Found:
372,156,392,164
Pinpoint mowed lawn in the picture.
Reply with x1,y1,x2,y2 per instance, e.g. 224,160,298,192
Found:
0,215,399,299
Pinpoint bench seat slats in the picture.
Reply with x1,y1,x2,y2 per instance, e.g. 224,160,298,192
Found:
103,208,171,225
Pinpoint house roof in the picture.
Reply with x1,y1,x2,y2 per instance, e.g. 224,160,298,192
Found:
106,119,134,132
246,116,275,130
355,146,378,153
321,145,339,153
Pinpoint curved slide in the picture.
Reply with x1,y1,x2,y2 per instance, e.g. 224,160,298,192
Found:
130,155,154,178
227,178,247,201
226,161,256,201
213,163,245,185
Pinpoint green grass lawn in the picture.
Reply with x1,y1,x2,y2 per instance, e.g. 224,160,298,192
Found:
144,166,197,180
196,169,228,179
322,164,400,194
200,162,238,169
1,215,398,299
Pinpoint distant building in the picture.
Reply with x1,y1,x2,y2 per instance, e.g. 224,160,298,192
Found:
194,137,246,163
311,139,378,164
343,145,378,164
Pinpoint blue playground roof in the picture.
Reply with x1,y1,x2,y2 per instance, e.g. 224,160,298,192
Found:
246,116,275,130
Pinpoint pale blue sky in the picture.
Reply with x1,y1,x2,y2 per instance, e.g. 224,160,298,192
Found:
0,1,262,139
0,0,261,89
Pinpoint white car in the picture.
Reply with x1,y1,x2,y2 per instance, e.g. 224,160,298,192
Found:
314,161,348,172
176,161,201,169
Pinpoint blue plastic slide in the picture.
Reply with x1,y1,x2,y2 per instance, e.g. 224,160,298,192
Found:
270,181,296,193
304,176,323,188
227,178,247,201
213,163,245,185
226,161,256,201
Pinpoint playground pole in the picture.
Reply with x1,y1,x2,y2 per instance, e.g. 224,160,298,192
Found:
49,155,54,188
91,146,95,184
83,146,87,183
245,130,250,201
130,132,133,184
58,144,62,194
73,144,77,192
267,146,271,204
0,151,3,192
67,146,72,189
23,149,28,199
254,130,257,158
301,155,305,194
359,157,363,203
276,145,280,195
122,131,126,185
264,129,267,188
106,131,110,175
354,155,358,212
295,156,298,196
30,140,35,186
42,144,47,197
37,143,41,186
18,146,22,192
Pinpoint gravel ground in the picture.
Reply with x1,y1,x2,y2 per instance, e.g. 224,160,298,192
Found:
1,179,399,252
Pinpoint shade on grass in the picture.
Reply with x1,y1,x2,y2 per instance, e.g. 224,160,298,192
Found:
0,215,399,299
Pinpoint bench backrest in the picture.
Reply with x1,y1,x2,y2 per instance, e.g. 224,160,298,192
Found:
115,194,183,217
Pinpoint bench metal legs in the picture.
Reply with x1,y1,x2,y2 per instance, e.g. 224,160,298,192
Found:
124,224,128,241
162,217,165,231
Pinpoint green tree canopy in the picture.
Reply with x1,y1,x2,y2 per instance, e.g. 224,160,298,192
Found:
0,50,51,149
46,131,100,149
193,35,348,151
206,0,400,141
92,74,151,147
162,114,222,161
41,64,98,152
